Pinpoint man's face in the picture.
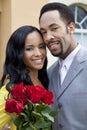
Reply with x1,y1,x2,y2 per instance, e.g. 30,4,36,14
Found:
39,10,74,58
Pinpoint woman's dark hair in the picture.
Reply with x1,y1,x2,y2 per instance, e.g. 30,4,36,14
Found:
39,2,74,25
0,25,49,90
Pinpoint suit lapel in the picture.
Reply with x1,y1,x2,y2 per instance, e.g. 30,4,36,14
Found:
57,48,86,99
51,62,61,98
57,62,83,99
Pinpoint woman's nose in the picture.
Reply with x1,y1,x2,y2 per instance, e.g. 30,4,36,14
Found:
34,48,41,56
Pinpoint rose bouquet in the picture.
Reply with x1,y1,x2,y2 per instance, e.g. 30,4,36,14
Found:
5,82,58,130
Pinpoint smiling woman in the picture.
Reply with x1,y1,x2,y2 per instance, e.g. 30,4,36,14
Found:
0,25,49,130
23,31,46,73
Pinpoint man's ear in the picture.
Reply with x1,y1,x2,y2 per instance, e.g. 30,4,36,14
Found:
67,22,75,34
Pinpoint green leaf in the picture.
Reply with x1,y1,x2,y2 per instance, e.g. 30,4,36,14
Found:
22,126,33,130
50,110,59,117
32,111,42,118
24,103,33,116
20,112,28,120
16,119,24,130
41,105,52,114
35,120,51,129
35,102,49,113
11,115,21,126
25,127,33,130
42,128,51,130
27,101,33,111
41,112,54,122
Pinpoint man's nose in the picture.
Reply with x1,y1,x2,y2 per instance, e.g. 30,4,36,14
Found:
44,32,54,42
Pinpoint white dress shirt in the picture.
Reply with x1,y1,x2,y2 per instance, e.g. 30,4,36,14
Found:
58,44,81,85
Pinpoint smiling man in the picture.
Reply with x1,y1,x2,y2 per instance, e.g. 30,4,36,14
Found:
39,2,87,130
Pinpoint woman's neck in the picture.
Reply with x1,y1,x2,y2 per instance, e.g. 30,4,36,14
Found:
29,70,43,86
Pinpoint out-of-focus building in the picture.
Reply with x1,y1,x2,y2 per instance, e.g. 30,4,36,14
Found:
0,0,87,78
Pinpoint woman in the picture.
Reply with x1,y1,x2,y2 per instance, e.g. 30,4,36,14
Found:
0,25,49,130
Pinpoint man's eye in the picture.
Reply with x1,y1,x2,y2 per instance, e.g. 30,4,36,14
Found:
51,27,58,31
39,44,46,49
41,31,46,35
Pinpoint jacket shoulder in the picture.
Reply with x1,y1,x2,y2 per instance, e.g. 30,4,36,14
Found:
47,60,58,77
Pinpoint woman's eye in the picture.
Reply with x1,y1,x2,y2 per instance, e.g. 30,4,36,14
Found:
25,48,33,51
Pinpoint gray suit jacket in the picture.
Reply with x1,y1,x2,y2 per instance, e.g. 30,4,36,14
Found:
48,46,87,130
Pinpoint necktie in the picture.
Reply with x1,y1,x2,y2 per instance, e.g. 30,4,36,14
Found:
58,66,61,88
58,62,62,88
60,63,67,85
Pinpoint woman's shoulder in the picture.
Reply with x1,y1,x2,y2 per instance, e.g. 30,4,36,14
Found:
0,85,7,91
0,84,9,116
0,85,9,128
0,85,8,100
0,78,10,92
0,85,16,130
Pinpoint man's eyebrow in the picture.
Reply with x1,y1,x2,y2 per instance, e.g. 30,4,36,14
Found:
49,23,58,27
40,23,58,30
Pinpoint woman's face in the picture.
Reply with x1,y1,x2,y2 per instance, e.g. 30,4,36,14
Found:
23,31,46,71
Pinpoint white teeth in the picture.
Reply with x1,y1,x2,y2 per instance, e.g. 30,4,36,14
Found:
32,59,42,63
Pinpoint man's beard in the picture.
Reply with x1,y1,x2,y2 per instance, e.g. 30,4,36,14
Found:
51,43,63,57
51,50,63,57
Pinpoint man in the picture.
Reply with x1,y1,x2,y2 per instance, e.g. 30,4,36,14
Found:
39,2,87,130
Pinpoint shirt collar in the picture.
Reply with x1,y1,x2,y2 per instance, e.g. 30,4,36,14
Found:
59,44,81,70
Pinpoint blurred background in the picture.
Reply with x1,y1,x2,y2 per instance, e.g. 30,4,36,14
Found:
0,0,87,78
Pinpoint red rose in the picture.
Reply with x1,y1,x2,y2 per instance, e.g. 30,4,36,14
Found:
11,82,27,105
25,86,33,99
41,91,54,105
5,99,24,114
5,83,57,130
26,85,46,103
